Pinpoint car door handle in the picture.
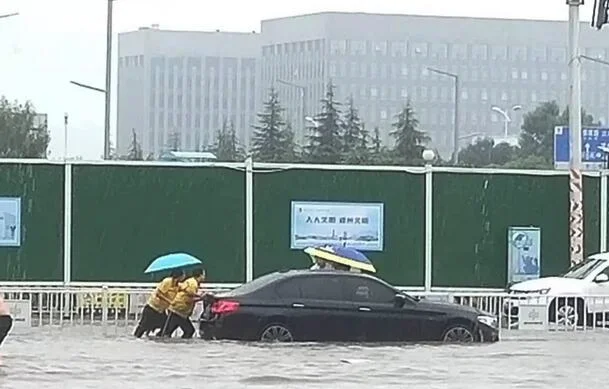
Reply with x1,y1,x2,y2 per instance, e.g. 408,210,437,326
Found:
359,307,371,312
292,303,305,308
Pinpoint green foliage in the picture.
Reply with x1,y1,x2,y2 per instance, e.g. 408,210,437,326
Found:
213,121,244,162
126,129,143,160
458,137,518,167
252,88,297,162
305,81,343,163
167,132,180,152
0,96,50,158
390,99,430,165
341,96,369,164
519,100,597,165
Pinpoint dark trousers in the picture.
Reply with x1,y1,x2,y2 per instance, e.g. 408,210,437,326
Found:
0,315,12,346
134,305,167,338
161,311,195,339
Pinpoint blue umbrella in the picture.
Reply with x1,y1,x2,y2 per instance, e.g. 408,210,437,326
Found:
304,245,376,273
144,252,202,274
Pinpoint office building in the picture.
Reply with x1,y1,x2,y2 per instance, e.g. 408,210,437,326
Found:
117,13,609,159
116,26,259,157
260,12,609,157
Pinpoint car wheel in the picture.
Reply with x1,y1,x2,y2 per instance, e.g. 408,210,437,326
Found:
548,297,585,328
442,324,475,343
260,323,294,343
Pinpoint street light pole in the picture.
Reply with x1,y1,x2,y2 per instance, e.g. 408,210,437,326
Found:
103,0,114,160
491,104,523,137
277,79,307,133
64,113,69,160
568,0,584,266
427,67,459,164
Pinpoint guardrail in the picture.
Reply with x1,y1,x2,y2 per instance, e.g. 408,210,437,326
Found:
3,284,609,335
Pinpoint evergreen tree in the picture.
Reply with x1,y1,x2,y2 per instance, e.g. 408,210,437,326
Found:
368,127,393,165
127,129,143,160
390,100,430,165
305,81,343,164
252,88,296,162
370,127,383,155
280,122,298,162
0,97,50,158
341,96,369,164
167,131,180,152
213,120,244,162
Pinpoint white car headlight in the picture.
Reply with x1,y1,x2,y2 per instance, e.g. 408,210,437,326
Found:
477,315,498,328
538,288,551,295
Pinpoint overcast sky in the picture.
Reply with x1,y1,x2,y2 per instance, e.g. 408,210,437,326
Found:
0,0,598,159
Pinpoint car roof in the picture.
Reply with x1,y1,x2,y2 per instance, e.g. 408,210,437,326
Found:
273,269,388,283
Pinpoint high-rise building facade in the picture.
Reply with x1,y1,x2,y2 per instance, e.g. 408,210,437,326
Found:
260,12,609,157
116,26,259,157
117,13,609,159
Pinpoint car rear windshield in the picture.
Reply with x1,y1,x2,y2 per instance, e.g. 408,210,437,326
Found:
223,272,284,297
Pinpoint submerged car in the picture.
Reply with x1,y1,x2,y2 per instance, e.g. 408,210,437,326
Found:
505,252,609,327
199,269,499,343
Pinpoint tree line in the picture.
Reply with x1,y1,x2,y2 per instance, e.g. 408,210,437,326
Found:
457,101,599,169
0,89,601,169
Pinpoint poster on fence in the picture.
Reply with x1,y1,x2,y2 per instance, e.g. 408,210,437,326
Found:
290,201,384,251
507,226,541,284
0,197,21,247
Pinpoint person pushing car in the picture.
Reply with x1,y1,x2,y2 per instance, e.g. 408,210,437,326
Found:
134,269,185,338
160,268,206,339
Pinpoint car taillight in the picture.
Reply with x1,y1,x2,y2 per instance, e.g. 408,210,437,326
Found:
211,300,240,314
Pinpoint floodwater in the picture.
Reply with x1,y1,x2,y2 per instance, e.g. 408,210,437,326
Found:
0,326,605,389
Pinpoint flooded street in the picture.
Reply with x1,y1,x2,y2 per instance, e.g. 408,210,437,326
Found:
0,327,604,388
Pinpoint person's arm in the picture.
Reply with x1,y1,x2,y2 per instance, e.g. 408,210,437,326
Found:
179,279,200,298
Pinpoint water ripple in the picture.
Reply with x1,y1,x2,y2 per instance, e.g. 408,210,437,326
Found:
0,327,608,388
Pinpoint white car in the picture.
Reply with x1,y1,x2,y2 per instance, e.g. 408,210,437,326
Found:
505,252,609,327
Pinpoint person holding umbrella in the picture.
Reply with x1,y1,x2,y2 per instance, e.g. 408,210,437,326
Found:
161,268,206,338
304,245,376,274
134,268,185,338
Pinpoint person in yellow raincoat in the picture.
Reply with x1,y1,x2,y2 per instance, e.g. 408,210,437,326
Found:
134,269,185,338
160,268,206,338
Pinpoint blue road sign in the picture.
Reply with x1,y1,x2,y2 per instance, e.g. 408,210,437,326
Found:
554,126,609,164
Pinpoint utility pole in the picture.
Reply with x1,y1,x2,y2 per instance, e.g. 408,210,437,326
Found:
64,112,69,160
103,0,114,160
568,0,584,266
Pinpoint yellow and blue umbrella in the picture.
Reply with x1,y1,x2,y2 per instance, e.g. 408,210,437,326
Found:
304,245,376,273
144,252,202,274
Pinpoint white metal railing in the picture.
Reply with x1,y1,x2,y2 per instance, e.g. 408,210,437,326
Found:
4,285,609,336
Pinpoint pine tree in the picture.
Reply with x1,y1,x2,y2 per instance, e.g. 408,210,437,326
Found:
341,96,369,164
127,129,143,160
167,131,180,152
390,100,430,165
214,120,244,162
280,122,298,162
252,88,295,162
305,81,343,163
371,127,383,155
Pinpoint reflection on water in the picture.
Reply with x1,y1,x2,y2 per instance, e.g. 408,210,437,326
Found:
1,327,607,389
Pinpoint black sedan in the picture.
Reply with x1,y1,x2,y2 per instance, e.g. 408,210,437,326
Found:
199,269,499,343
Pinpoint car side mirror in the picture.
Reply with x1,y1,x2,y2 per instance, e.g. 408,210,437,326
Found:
394,293,406,308
595,273,609,283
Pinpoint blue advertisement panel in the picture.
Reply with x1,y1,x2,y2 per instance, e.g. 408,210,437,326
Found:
0,197,21,247
290,201,384,251
507,226,541,284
